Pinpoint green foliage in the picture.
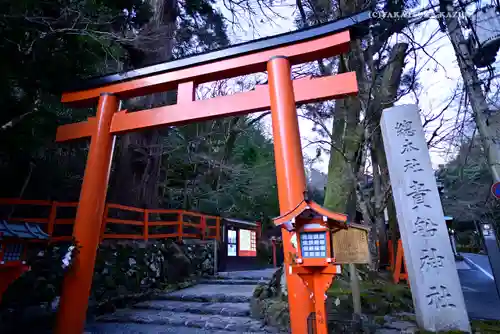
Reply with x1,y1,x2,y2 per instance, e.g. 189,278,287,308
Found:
0,0,278,223
0,0,147,199
160,118,279,221
416,320,500,334
437,137,500,234
327,276,414,316
175,0,229,57
471,320,500,333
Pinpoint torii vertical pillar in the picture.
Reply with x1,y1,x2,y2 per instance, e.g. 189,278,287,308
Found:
267,56,314,333
56,93,118,334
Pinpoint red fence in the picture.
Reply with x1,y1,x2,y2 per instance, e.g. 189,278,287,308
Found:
0,199,221,242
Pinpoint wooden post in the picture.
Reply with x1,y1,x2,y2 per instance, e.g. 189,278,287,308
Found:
55,93,118,334
213,238,218,276
200,216,207,240
144,209,149,241
272,238,277,268
216,216,221,241
393,239,404,284
349,263,362,318
376,241,380,260
267,56,313,334
312,272,329,334
99,203,109,242
178,213,183,241
48,201,57,238
388,239,394,271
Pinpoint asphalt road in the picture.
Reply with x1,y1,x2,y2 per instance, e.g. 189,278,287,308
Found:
458,253,500,320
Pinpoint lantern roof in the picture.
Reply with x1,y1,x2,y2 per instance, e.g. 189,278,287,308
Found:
0,220,49,240
273,199,349,231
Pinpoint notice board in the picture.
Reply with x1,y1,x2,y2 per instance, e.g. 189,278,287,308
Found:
239,229,257,257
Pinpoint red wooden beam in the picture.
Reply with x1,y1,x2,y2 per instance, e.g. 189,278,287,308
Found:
56,72,358,142
61,31,351,107
0,198,52,206
55,118,96,143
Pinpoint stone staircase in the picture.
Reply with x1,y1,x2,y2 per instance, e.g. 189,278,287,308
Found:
86,269,282,334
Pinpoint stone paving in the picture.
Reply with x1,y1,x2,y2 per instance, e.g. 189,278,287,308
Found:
161,284,256,303
132,300,251,317
459,254,500,320
86,269,282,334
374,319,418,334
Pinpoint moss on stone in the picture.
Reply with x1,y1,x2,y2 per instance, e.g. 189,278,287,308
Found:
471,319,500,333
374,315,386,325
249,267,290,331
397,314,416,323
412,320,500,333
327,275,413,317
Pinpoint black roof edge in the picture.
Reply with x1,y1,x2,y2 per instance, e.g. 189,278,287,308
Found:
67,9,372,92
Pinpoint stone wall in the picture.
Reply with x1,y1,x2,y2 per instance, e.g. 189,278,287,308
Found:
250,266,290,330
92,239,214,303
0,239,215,332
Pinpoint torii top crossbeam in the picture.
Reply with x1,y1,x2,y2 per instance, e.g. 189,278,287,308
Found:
54,10,371,334
63,10,371,103
56,10,371,142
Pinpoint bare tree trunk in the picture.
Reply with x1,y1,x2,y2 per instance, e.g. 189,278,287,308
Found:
366,42,408,268
441,0,500,183
211,117,241,192
111,0,178,209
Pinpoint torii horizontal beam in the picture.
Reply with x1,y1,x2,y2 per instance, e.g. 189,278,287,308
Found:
62,31,352,106
56,72,358,141
64,10,371,99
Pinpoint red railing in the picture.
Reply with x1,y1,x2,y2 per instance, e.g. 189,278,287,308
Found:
0,199,221,242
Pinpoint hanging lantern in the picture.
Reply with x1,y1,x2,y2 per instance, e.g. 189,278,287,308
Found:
469,6,500,67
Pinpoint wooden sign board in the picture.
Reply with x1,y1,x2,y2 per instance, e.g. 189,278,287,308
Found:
332,224,370,264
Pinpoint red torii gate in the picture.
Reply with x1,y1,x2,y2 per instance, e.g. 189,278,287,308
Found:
54,11,371,334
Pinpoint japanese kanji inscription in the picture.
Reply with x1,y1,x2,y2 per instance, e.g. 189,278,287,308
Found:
381,104,470,332
420,247,444,272
426,285,457,309
407,180,431,210
404,159,424,173
413,217,438,237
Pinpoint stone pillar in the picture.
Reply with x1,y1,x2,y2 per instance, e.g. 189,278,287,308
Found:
380,104,470,332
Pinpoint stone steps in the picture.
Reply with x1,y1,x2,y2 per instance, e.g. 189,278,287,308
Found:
133,300,251,317
154,283,255,303
85,322,263,334
86,269,278,333
199,278,267,285
213,268,276,281
96,309,281,333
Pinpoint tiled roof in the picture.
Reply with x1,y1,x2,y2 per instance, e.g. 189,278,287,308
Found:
0,220,49,240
